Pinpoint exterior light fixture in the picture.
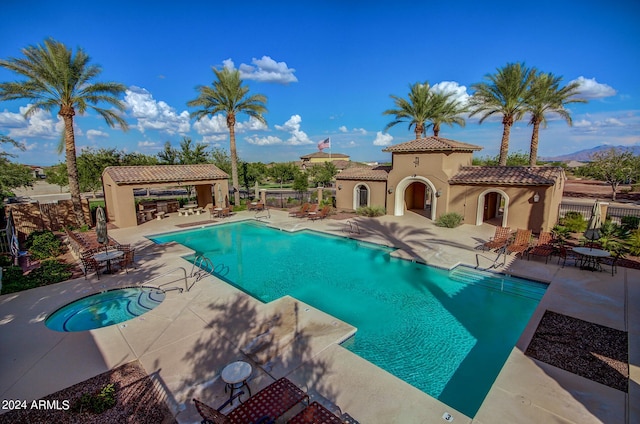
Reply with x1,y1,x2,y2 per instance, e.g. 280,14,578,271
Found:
436,189,442,197
338,184,343,190
414,157,420,167
533,192,540,203
388,187,394,194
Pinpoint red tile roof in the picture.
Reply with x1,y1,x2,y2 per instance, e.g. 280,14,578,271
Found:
449,166,565,186
103,164,228,185
336,165,391,181
382,136,482,152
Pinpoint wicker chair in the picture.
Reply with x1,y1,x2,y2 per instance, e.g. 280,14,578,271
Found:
481,226,511,251
506,229,532,257
527,231,555,263
193,378,308,424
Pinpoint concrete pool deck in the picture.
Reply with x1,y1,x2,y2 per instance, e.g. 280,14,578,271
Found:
0,209,637,423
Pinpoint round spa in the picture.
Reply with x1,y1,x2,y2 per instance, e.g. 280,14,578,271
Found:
46,287,166,332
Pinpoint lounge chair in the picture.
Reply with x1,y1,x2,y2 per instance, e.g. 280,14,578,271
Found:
506,229,532,257
527,231,554,263
308,205,331,221
296,204,318,218
249,201,265,211
220,207,231,218
481,226,511,251
193,377,308,424
288,401,343,424
290,203,309,217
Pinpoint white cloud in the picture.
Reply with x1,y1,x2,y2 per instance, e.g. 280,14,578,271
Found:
339,125,348,133
236,117,268,132
574,119,592,127
193,114,228,135
246,135,284,146
4,106,64,139
200,134,228,144
86,129,108,140
338,125,366,135
0,109,27,128
355,128,367,135
274,115,313,145
431,81,471,105
570,77,617,100
373,131,393,146
226,56,298,84
138,141,158,148
124,86,191,134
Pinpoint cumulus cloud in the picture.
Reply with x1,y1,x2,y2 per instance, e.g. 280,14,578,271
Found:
274,115,313,145
373,131,393,146
1,106,63,139
570,77,617,100
124,86,191,134
223,56,298,84
339,125,348,133
237,117,268,132
0,109,27,128
193,114,228,135
246,135,284,146
138,141,158,148
431,81,471,105
337,126,367,135
86,129,109,140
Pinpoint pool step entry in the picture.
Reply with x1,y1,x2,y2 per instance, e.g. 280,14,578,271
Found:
449,266,548,301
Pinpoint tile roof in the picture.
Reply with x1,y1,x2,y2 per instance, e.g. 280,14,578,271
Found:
300,152,350,159
382,136,482,152
449,166,565,186
103,164,229,185
336,165,391,181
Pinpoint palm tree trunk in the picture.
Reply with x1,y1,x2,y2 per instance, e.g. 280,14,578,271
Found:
60,110,86,226
498,121,512,166
433,123,440,137
228,116,241,206
414,122,424,140
529,120,540,166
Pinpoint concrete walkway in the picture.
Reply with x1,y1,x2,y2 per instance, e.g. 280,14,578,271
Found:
0,209,637,423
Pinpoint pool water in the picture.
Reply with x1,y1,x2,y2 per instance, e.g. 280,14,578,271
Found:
46,287,166,332
150,222,546,417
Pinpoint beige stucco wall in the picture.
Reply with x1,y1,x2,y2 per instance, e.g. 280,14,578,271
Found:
336,180,387,212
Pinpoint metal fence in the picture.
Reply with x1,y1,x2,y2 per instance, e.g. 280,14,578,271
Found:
558,203,592,220
607,206,640,225
0,229,8,253
559,201,640,225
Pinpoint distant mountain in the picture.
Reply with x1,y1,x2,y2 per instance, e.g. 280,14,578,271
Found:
541,144,640,162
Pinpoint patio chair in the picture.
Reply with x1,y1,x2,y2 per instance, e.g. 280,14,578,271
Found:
220,207,231,218
308,205,331,221
506,229,532,257
193,377,308,424
557,246,579,268
527,231,555,263
481,226,511,251
249,201,265,211
116,244,136,273
296,204,318,218
287,401,343,424
80,254,106,280
290,203,309,217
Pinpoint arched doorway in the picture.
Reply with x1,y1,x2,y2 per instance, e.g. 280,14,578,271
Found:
393,176,437,220
476,189,509,226
352,183,371,209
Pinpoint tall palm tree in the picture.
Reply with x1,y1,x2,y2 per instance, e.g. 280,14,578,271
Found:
525,72,586,166
383,82,432,139
427,90,468,137
188,67,267,206
469,62,536,166
0,38,128,226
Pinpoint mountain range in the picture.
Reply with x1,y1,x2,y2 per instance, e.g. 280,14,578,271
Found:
541,144,640,162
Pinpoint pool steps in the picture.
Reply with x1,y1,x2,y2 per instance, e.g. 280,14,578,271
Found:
449,266,548,301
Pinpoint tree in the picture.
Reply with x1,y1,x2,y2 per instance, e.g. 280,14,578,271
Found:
176,136,209,164
188,67,267,206
122,152,158,166
46,163,69,192
77,147,121,197
470,62,536,166
268,162,297,188
525,72,586,166
0,38,128,226
383,82,433,139
472,151,530,166
158,141,179,164
240,162,267,195
576,148,637,201
308,161,338,187
210,147,232,175
428,90,467,137
0,135,34,203
292,170,309,197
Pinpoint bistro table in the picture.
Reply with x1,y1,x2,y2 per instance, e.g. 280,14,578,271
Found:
221,360,252,403
184,204,198,215
573,247,610,272
93,250,124,274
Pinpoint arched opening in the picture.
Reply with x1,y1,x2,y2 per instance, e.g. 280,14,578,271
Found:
393,176,437,220
352,183,371,209
476,189,509,226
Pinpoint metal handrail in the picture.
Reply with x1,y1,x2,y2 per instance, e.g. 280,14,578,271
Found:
140,266,189,293
475,249,507,270
191,254,215,280
344,220,360,234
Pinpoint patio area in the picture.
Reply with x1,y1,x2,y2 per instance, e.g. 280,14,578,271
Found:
0,209,637,423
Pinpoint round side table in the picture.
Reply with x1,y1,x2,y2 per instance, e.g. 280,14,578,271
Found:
221,361,252,403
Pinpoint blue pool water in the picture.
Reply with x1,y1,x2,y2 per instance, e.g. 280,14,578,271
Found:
46,287,166,332
150,221,546,417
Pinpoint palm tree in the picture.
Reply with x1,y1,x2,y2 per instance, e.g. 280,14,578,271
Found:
188,67,267,206
427,90,467,137
0,38,128,226
525,72,586,166
383,82,432,139
469,62,536,166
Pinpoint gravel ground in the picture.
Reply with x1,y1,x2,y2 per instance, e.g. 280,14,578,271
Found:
525,310,628,392
0,361,176,424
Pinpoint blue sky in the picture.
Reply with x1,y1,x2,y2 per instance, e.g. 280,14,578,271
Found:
1,0,639,166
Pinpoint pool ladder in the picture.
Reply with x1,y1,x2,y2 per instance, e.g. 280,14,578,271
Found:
140,267,189,293
343,220,360,235
191,254,214,281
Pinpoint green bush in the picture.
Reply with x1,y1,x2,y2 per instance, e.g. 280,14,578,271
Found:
560,211,587,232
435,212,464,228
74,383,117,414
0,254,13,267
621,216,640,230
356,206,385,217
25,230,62,260
628,230,640,256
1,260,72,295
551,225,571,244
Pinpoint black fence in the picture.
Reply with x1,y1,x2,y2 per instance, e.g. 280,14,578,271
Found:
559,202,640,225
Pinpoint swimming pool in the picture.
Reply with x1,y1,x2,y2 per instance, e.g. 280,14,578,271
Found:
46,287,166,332
150,221,546,417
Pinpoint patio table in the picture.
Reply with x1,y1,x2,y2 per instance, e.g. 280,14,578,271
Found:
93,250,124,274
573,247,610,272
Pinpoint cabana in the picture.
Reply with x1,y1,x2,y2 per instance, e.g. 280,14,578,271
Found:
102,164,229,228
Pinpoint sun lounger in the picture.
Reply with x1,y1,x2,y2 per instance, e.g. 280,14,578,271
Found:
193,378,308,424
290,203,309,217
308,205,330,221
288,401,343,424
296,204,318,218
527,231,554,263
506,228,532,257
481,226,511,251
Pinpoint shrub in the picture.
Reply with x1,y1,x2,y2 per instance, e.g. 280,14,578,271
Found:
435,212,464,228
0,260,72,295
356,206,385,217
621,216,640,230
628,230,640,256
74,383,117,414
560,211,587,233
551,225,571,244
25,230,62,260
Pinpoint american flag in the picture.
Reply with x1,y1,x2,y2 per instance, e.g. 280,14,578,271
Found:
317,138,330,151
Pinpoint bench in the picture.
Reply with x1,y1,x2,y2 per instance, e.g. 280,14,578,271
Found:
155,211,166,220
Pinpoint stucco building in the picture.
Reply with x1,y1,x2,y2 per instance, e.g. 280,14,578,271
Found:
335,137,565,233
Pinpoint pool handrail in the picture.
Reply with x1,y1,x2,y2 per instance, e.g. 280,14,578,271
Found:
140,266,189,293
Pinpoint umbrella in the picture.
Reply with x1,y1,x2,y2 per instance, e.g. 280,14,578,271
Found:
254,181,259,200
217,183,223,208
95,206,108,252
584,201,602,249
6,210,19,265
